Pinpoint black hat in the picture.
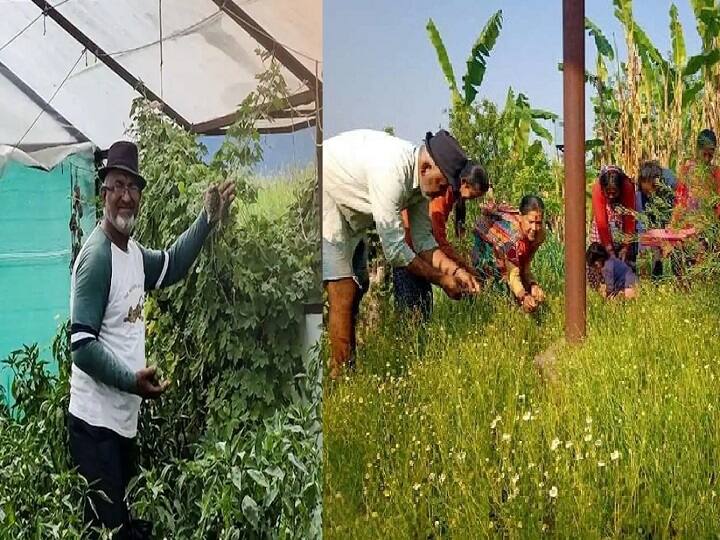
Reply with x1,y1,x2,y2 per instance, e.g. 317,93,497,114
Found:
424,130,468,190
98,141,146,189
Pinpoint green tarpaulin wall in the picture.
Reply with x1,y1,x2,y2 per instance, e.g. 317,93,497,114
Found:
0,153,96,403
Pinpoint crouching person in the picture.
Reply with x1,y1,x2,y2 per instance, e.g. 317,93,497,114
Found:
586,242,638,300
472,195,547,313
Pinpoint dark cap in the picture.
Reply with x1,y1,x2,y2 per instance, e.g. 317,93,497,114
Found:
424,130,468,190
98,140,146,189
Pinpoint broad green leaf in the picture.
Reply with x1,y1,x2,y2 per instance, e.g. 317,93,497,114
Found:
596,55,608,83
670,4,687,68
684,48,720,76
682,79,705,107
634,24,669,73
530,119,553,143
529,108,559,121
426,19,457,93
613,0,634,29
462,10,503,105
691,0,720,48
231,466,242,491
585,17,615,60
585,138,604,150
241,495,259,528
248,469,269,488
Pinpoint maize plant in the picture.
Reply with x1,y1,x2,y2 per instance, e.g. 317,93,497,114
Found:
587,0,720,177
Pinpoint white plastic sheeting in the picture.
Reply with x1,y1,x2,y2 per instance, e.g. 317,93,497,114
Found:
0,0,321,150
0,142,94,175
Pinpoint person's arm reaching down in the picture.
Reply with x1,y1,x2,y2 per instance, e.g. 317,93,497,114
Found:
591,182,614,252
408,199,480,292
429,194,463,264
621,180,637,239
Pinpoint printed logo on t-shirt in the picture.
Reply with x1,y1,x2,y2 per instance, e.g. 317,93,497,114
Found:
122,283,144,324
124,298,144,323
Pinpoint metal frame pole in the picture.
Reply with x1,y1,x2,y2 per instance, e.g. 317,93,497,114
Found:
563,0,586,341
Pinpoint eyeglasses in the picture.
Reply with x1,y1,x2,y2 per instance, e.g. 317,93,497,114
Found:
103,182,142,196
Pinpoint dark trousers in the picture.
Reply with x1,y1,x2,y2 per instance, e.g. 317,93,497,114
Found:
68,413,151,539
392,267,433,320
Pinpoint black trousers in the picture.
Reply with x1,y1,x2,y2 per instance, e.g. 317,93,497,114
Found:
392,266,433,320
68,413,150,539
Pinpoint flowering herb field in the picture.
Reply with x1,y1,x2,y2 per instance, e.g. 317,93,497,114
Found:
323,239,720,538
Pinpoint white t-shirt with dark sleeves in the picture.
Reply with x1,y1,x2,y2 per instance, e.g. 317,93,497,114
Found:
69,211,211,438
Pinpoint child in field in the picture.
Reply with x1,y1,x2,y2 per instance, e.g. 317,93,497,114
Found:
586,242,638,300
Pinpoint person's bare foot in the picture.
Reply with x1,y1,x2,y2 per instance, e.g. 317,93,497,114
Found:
329,352,358,381
329,363,342,381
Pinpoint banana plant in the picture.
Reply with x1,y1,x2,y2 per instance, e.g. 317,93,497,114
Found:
428,12,555,157
426,10,503,107
500,89,558,161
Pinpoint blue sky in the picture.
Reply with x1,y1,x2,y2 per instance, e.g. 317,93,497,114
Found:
324,0,703,144
203,127,316,177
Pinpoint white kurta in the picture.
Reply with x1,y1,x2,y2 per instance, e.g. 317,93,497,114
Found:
322,129,438,280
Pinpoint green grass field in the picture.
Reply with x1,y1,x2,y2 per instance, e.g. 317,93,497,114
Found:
236,166,313,223
323,238,720,538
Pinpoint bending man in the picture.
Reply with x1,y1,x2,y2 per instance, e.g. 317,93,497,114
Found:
323,129,480,379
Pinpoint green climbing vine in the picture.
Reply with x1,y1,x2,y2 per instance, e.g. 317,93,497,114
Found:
0,54,321,539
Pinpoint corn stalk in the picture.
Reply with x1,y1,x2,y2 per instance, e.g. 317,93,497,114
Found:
587,1,720,178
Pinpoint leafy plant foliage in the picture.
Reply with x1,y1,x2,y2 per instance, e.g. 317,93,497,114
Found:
0,57,321,539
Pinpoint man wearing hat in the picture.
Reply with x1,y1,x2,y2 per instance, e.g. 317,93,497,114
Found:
68,140,235,538
323,129,481,380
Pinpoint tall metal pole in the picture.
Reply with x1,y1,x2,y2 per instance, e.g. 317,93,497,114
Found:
563,0,586,341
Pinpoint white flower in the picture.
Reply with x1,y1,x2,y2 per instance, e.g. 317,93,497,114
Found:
502,433,511,442
550,438,561,451
490,415,502,430
584,433,592,442
611,450,620,461
598,461,606,467
549,486,558,498
413,483,421,491
523,411,531,421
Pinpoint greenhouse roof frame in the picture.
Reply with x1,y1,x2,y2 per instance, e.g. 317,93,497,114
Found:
0,0,322,152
